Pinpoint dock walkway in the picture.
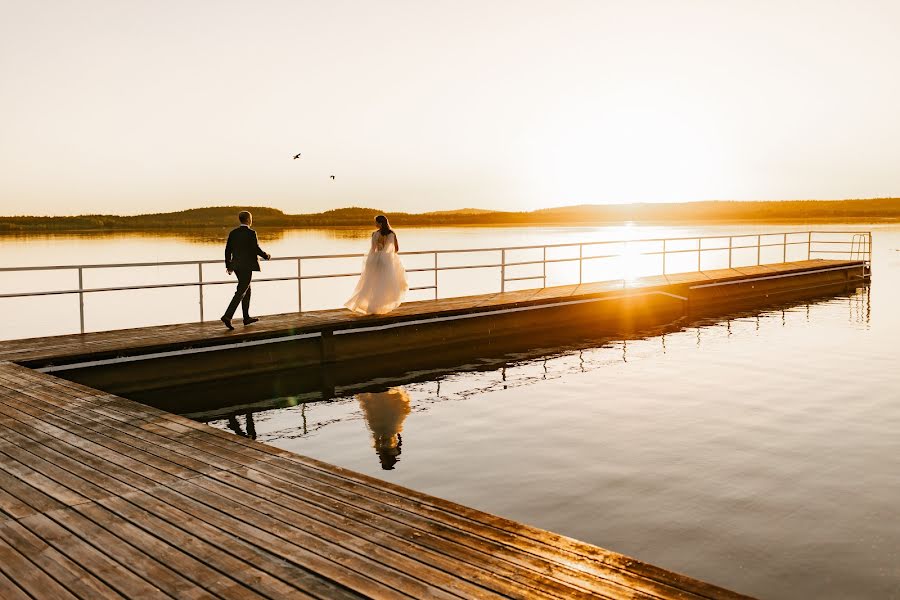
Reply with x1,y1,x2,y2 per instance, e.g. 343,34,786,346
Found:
0,259,864,369
0,362,751,599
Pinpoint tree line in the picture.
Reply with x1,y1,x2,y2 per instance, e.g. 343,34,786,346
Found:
1,199,898,232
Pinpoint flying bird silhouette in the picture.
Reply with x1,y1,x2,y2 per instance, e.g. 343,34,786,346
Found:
293,153,301,160
330,175,335,180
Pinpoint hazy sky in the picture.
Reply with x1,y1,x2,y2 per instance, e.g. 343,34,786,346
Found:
2,1,899,216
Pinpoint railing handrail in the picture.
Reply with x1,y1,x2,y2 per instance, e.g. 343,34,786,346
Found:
0,229,868,273
0,229,871,335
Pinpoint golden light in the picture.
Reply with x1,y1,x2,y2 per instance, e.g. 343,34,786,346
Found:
617,242,645,282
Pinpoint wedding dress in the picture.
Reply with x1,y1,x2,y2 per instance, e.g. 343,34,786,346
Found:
344,230,409,315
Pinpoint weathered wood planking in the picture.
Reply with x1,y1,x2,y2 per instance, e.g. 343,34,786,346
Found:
0,259,863,368
0,362,755,599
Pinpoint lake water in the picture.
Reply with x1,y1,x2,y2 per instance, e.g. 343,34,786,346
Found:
3,223,899,598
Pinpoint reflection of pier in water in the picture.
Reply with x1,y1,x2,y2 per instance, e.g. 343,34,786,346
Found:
185,284,870,454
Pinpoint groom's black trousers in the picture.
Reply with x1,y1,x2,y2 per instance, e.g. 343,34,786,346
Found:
223,269,253,320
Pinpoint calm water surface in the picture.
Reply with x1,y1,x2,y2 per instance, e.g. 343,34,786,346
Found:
4,224,900,598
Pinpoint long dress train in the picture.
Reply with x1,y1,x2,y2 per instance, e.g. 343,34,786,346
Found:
344,230,409,315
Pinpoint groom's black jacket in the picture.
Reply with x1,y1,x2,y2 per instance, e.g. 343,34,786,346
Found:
225,226,267,272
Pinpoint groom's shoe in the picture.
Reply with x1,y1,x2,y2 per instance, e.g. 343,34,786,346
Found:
220,316,234,331
243,317,259,325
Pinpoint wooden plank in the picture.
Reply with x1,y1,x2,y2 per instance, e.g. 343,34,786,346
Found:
0,427,268,600
27,503,212,599
0,534,80,600
112,491,359,600
0,568,32,600
0,519,127,599
95,495,328,600
0,423,152,497
17,512,169,599
0,394,196,484
72,502,269,600
195,469,639,600
0,421,331,598
186,473,560,600
0,463,69,516
145,483,433,599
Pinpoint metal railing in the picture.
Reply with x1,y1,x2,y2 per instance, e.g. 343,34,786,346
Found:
0,230,872,334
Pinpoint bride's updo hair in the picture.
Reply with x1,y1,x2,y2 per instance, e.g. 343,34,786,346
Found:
375,215,393,236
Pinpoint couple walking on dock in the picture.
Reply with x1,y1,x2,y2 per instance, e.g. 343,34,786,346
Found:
220,210,408,329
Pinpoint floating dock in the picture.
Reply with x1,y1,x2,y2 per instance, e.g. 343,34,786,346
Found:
0,259,868,394
0,258,869,598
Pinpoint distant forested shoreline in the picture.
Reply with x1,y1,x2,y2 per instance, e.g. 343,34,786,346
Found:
1,199,899,232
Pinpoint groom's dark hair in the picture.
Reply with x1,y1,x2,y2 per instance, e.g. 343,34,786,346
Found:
238,211,252,224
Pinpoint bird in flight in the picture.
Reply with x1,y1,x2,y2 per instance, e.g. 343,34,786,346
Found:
330,175,335,180
293,153,301,160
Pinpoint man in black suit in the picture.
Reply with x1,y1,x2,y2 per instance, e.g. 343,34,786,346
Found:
221,211,271,330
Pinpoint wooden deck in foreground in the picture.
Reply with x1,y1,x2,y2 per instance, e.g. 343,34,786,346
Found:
0,259,864,368
0,362,753,599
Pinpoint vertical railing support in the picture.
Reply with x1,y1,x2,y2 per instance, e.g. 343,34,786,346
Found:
433,252,438,298
782,233,787,263
662,239,666,274
757,235,762,266
297,258,302,312
77,267,85,334
728,237,733,269
578,244,583,284
500,249,506,292
198,263,204,322
542,246,547,288
697,239,702,272
807,231,812,260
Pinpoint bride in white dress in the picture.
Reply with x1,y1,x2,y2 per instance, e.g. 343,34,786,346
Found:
344,215,409,315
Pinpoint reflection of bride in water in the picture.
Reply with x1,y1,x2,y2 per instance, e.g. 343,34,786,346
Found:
357,388,411,470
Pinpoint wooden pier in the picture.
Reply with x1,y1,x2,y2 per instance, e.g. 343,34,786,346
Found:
1,259,867,377
0,362,752,599
0,259,868,598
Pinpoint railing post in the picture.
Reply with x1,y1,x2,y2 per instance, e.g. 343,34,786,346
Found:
807,231,812,260
578,244,583,284
198,263,204,322
662,239,666,274
433,252,438,298
728,236,733,269
500,249,506,293
782,233,787,263
757,235,761,266
542,246,547,288
297,258,302,312
77,267,85,334
697,239,701,272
